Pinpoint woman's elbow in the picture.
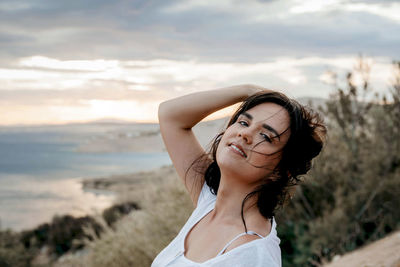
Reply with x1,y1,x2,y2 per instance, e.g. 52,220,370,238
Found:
158,101,172,123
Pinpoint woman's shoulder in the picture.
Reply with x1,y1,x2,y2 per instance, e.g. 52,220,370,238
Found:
243,237,281,265
196,181,217,207
230,218,281,264
218,238,281,267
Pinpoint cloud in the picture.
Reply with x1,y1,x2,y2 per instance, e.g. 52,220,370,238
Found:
0,0,398,63
342,2,400,22
0,55,394,98
286,0,400,23
0,54,395,126
19,56,120,71
0,0,398,125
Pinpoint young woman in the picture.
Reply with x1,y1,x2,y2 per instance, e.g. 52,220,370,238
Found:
151,84,326,266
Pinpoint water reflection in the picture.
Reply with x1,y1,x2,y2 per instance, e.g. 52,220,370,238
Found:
0,175,114,231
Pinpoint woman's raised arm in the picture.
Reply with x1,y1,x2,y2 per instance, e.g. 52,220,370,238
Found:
158,84,268,206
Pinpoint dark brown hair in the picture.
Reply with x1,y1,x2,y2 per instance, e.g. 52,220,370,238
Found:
188,91,327,232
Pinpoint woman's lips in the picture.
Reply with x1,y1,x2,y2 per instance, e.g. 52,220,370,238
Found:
229,143,247,158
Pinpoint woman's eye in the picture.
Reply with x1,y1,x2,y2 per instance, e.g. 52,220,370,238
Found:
238,121,249,126
261,133,272,143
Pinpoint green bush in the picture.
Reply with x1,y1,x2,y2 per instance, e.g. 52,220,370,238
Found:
277,60,400,266
102,202,140,227
0,230,36,267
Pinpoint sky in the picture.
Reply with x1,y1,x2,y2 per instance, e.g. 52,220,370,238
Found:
0,0,399,126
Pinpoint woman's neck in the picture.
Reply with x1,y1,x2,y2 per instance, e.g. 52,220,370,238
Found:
209,174,262,227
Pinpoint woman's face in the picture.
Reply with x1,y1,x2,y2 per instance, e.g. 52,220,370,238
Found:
216,102,291,183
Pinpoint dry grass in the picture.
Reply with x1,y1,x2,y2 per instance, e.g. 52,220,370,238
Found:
323,231,400,267
56,168,194,267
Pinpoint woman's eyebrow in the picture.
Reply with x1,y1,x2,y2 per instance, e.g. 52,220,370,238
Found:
241,112,280,140
242,112,253,120
263,124,280,140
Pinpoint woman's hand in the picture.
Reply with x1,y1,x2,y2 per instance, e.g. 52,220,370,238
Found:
228,84,272,99
243,84,273,97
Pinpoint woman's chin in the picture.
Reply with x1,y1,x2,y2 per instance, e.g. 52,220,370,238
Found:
216,153,245,169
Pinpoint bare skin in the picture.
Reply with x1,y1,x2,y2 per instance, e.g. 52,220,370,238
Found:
158,85,290,263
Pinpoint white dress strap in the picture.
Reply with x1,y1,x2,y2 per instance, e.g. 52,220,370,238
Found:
216,230,264,256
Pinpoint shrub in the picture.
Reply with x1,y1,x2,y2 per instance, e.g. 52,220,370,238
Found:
0,230,36,267
56,171,193,267
102,202,140,227
277,59,400,266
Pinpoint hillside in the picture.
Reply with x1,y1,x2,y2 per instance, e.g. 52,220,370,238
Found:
324,231,400,267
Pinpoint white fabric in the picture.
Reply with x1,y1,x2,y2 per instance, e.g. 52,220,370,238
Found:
151,182,282,267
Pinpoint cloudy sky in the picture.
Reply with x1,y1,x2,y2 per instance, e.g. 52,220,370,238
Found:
1,0,399,126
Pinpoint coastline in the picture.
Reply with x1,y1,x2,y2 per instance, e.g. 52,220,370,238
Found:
0,118,224,265
80,164,175,194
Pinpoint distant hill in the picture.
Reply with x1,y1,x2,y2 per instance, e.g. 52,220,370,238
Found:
86,118,136,124
0,118,156,131
85,118,157,125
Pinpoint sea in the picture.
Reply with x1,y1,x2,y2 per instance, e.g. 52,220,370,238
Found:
0,122,171,231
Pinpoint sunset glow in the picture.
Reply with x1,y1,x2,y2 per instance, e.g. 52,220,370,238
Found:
0,0,398,126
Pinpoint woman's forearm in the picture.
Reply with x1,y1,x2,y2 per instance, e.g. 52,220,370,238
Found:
158,84,270,129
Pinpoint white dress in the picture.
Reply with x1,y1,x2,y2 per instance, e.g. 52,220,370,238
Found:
151,182,282,267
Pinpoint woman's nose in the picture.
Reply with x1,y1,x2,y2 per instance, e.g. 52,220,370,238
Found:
238,128,252,144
